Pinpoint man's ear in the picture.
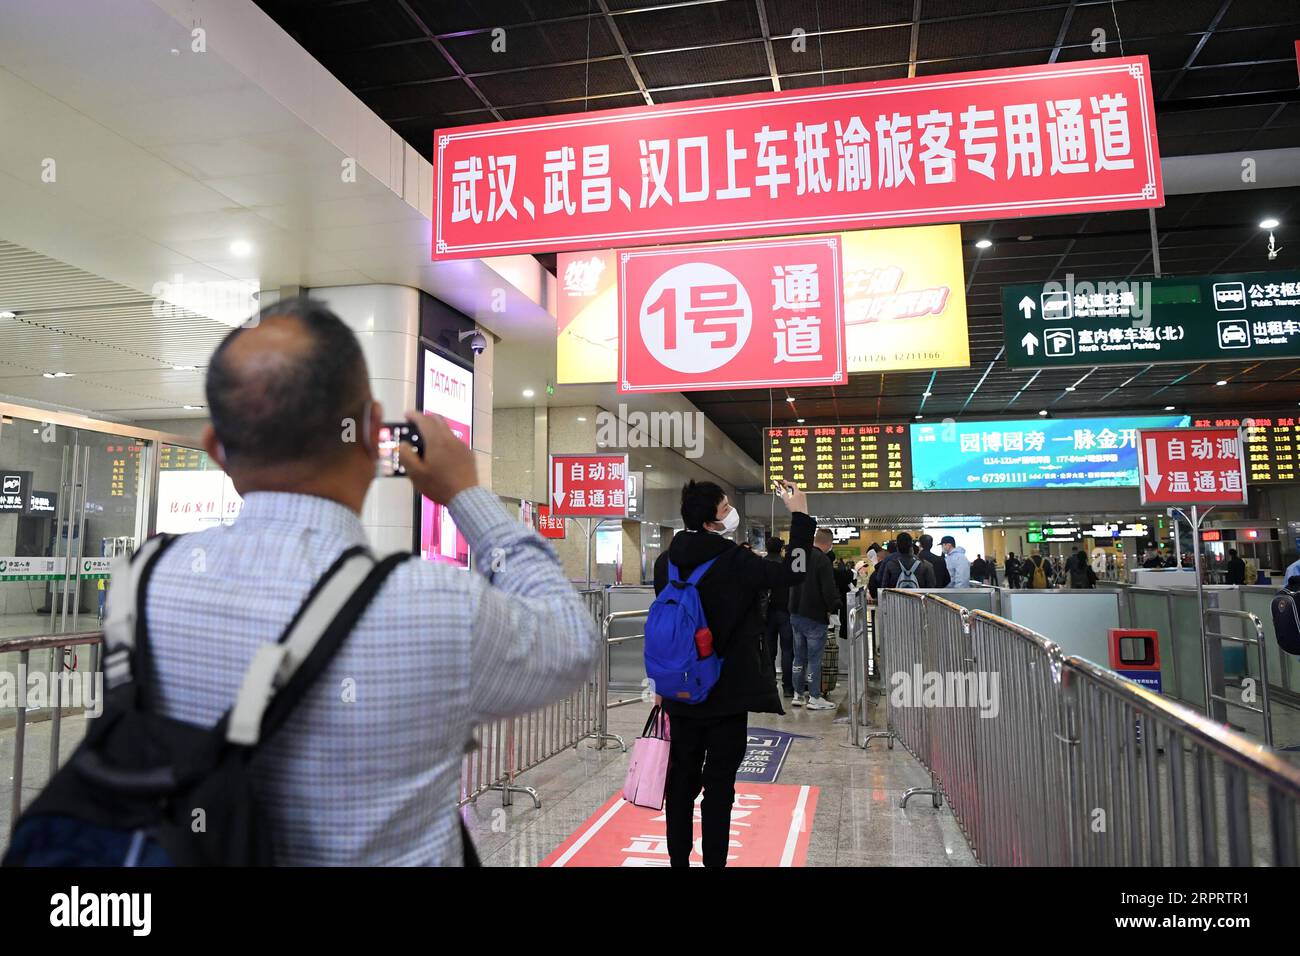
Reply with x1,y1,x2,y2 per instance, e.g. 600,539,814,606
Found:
201,425,226,471
363,400,383,461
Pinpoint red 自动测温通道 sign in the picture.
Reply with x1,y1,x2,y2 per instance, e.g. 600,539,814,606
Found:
1136,428,1248,506
618,234,844,393
433,56,1162,260
549,453,629,518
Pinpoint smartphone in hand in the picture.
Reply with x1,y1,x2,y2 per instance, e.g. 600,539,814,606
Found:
378,422,424,477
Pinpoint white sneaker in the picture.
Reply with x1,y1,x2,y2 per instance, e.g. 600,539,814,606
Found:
790,693,804,707
805,696,835,711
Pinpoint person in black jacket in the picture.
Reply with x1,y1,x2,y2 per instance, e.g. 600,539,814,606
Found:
788,528,841,710
653,479,813,868
880,532,936,590
917,534,951,588
1225,549,1247,585
832,558,853,644
763,537,796,697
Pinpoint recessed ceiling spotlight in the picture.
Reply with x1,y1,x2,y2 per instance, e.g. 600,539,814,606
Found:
915,414,923,420
0,311,16,320
785,395,796,403
42,371,73,379
1215,379,1228,386
1260,217,1280,229
576,416,587,422
975,239,992,249
1065,386,1076,392
922,390,932,398
645,464,653,468
522,389,535,398
183,404,204,410
1165,405,1176,411
1017,235,1033,241
229,239,253,257
1038,410,1048,416
796,418,805,423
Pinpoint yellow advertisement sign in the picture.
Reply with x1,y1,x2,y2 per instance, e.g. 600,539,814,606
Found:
555,225,969,383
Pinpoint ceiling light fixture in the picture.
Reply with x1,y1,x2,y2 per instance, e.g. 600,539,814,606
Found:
576,416,587,422
975,239,992,249
0,311,16,320
915,414,923,420
183,404,204,410
1215,379,1228,386
42,371,73,379
522,389,535,398
922,391,932,398
785,395,796,404
229,239,253,257
1260,217,1280,230
1038,410,1048,417
1065,386,1076,392
1164,405,1176,411
796,418,805,423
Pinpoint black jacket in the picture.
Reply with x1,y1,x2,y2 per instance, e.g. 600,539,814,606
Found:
764,551,791,617
833,563,853,597
654,512,814,719
919,548,951,588
970,557,990,582
880,551,936,590
1226,557,1247,585
789,545,840,623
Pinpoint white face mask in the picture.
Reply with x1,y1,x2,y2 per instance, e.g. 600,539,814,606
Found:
714,506,740,536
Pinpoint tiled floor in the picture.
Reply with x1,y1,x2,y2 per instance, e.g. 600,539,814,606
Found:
460,692,977,867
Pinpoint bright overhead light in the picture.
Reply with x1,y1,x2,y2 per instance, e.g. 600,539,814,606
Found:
785,395,796,403
645,464,653,468
42,371,73,379
1017,234,1034,241
0,311,15,320
576,416,587,422
1038,410,1048,417
921,390,932,398
796,418,805,423
1164,405,1176,411
1065,386,1076,392
915,414,923,420
975,239,992,249
522,389,535,398
183,404,204,410
1260,217,1280,229
1215,379,1228,386
229,239,253,257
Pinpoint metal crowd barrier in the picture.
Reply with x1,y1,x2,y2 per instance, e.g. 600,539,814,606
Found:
871,589,1300,866
1203,608,1273,748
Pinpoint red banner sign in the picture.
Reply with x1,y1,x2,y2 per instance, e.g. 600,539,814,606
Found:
549,453,629,517
433,56,1161,260
536,505,566,539
617,234,844,393
1136,428,1248,506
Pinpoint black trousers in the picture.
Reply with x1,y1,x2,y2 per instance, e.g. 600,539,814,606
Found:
664,711,748,867
765,609,794,694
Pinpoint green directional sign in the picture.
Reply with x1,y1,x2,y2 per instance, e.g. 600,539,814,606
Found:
1002,271,1300,369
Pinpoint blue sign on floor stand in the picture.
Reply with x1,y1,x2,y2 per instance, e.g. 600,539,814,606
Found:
737,728,811,783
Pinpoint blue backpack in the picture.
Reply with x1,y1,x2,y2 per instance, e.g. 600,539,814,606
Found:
645,557,722,704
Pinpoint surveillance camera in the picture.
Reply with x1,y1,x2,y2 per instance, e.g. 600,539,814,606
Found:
458,328,488,355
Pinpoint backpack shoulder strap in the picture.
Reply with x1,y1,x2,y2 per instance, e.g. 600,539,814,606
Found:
225,549,412,747
685,554,719,586
102,533,179,696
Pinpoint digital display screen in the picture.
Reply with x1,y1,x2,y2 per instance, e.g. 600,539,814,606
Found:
909,415,1190,490
764,424,911,492
419,348,474,568
1192,415,1298,484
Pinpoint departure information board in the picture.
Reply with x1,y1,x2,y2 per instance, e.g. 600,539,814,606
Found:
1193,415,1298,484
765,425,911,492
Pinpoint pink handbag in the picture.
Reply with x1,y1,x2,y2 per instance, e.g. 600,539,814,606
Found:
622,706,671,810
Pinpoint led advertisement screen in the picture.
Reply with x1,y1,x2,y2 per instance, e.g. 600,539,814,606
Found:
419,347,474,568
909,415,1190,490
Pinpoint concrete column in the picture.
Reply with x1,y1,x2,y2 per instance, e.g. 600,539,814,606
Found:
313,284,419,554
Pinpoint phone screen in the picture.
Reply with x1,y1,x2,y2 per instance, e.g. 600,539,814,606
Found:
378,423,422,477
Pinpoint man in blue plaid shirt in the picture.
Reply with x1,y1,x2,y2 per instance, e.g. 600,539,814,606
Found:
141,297,598,865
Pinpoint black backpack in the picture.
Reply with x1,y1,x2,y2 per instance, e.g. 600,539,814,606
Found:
1273,589,1300,657
3,535,410,866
